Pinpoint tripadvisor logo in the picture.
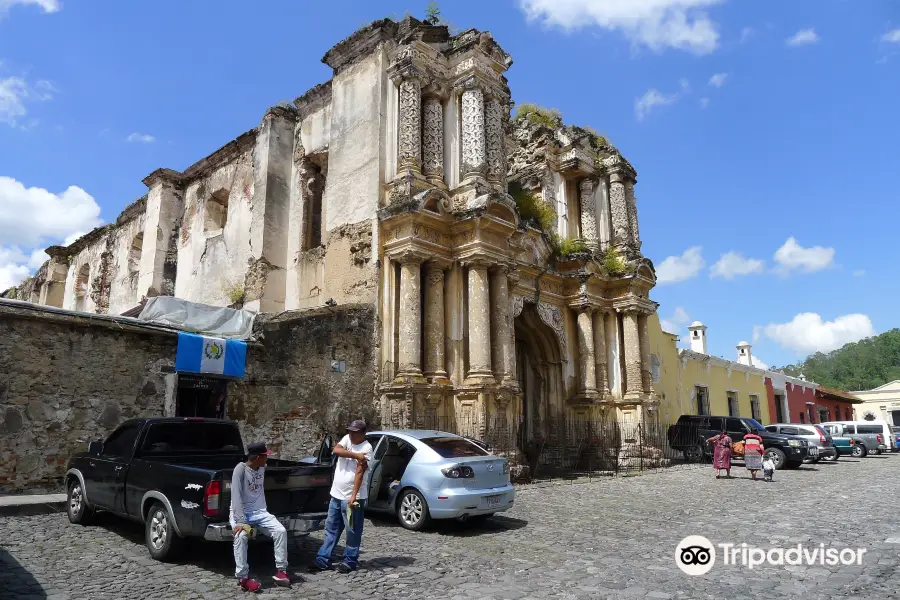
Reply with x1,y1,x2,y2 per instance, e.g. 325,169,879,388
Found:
675,537,866,575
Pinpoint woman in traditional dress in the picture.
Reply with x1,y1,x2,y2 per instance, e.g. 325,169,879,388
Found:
705,430,733,479
743,432,765,480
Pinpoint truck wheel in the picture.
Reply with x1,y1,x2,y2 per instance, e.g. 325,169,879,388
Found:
66,479,93,525
683,443,704,463
146,502,181,561
397,489,430,531
852,445,866,458
764,448,786,470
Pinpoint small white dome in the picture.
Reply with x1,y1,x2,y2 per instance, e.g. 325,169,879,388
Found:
689,321,704,328
737,341,751,347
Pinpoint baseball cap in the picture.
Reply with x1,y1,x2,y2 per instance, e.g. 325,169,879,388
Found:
346,419,367,432
247,441,274,456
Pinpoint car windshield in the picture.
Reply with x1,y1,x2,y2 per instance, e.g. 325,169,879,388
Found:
746,419,766,432
140,422,244,454
420,436,489,458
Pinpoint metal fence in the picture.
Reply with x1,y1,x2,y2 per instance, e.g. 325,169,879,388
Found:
379,413,711,484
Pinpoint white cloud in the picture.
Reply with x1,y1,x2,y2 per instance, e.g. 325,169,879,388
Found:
740,27,754,43
635,89,677,121
656,246,705,284
786,28,819,46
0,74,55,127
127,132,155,143
761,312,875,355
27,248,48,269
853,269,866,277
752,325,762,344
773,237,835,274
700,97,710,108
749,355,768,370
519,0,723,54
0,0,59,15
660,306,691,335
63,231,85,246
708,72,728,87
0,175,102,247
881,29,900,44
709,251,765,280
0,246,32,290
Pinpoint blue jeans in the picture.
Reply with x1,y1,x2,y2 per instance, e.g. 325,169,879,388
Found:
315,497,366,570
230,510,288,579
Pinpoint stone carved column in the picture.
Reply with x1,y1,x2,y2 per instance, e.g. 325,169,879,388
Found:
622,310,643,399
397,256,424,378
489,266,513,383
579,178,598,250
465,261,493,382
423,262,448,381
626,180,641,252
484,96,506,187
422,95,444,185
608,171,631,253
638,313,652,393
577,308,598,396
592,309,609,395
397,77,422,175
460,83,486,179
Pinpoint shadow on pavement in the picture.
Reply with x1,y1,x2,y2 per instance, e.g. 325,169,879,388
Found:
0,546,47,599
366,510,528,537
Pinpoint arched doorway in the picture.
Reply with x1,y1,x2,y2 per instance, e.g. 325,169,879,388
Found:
514,302,564,446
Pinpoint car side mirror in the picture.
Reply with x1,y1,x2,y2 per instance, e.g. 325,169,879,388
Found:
88,441,103,456
317,434,334,465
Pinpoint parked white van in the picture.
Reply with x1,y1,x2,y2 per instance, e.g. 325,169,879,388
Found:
820,421,891,454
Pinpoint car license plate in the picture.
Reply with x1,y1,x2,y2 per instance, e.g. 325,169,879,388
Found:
808,447,818,456
485,494,502,507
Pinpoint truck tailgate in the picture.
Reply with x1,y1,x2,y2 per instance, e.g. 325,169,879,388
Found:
224,462,332,516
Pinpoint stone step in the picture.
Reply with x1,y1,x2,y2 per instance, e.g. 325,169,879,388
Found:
0,493,67,517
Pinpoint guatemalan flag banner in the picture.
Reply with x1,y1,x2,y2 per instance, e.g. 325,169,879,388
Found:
175,332,247,377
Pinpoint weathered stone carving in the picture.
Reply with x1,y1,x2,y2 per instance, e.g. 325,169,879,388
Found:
460,83,486,178
626,180,641,251
579,178,598,250
537,301,567,359
422,96,444,182
622,310,643,398
398,77,422,174
484,97,505,185
608,176,630,251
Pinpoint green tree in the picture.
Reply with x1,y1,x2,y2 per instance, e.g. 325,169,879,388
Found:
424,2,441,25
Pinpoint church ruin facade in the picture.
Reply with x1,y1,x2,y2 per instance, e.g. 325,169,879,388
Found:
4,17,659,441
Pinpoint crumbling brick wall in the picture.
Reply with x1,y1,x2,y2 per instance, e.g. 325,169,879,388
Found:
0,301,376,493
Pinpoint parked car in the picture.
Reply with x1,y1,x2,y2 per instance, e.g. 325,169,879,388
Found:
892,426,900,452
764,424,837,462
816,425,862,458
667,415,810,469
66,418,334,561
358,430,514,531
820,421,889,455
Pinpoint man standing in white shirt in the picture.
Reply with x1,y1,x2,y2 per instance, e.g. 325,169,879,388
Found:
310,419,373,573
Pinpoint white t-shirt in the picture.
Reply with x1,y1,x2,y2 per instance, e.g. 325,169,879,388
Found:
330,434,374,501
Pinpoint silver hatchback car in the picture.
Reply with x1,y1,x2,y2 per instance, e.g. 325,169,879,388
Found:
764,423,837,462
360,430,515,531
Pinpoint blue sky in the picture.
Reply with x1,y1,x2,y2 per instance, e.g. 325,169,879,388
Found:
1,0,898,369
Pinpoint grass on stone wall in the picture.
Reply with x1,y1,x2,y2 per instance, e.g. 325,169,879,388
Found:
509,182,556,233
514,103,563,129
555,236,588,257
601,247,628,275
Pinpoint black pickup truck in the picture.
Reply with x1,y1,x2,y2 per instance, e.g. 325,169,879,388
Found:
667,415,810,469
65,417,334,561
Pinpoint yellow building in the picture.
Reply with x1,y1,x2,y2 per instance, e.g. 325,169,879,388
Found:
647,315,771,425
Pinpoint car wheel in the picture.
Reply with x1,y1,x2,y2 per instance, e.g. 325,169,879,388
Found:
852,444,866,458
66,479,93,525
764,448,786,470
397,489,430,531
683,443,704,463
145,503,180,561
822,453,838,462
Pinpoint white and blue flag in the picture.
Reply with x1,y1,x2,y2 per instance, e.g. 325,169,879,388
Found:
175,332,247,377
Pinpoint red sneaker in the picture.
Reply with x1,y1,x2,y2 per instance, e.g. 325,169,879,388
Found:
273,571,291,587
239,578,262,593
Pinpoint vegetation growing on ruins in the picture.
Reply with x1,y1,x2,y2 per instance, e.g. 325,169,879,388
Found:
554,236,589,257
514,103,563,129
600,247,628,275
424,2,441,25
222,280,247,307
509,182,555,233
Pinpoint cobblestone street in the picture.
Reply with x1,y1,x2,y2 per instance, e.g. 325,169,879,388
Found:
2,455,900,600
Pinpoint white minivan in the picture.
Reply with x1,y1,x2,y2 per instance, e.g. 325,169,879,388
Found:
820,421,891,454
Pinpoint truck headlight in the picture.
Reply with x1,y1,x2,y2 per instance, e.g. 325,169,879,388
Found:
788,440,801,447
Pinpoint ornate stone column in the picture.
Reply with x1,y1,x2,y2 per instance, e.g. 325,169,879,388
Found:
638,313,652,393
579,178,598,250
460,81,486,180
576,307,598,397
422,95,445,186
626,180,641,252
465,260,493,383
397,255,424,380
397,77,422,176
484,94,506,188
592,309,609,396
489,265,513,383
423,262,449,382
608,170,631,254
622,310,643,400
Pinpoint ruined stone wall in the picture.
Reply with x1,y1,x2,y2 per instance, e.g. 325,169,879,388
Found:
0,301,376,493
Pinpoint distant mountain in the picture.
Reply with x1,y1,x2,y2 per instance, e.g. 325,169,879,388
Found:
772,329,900,391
